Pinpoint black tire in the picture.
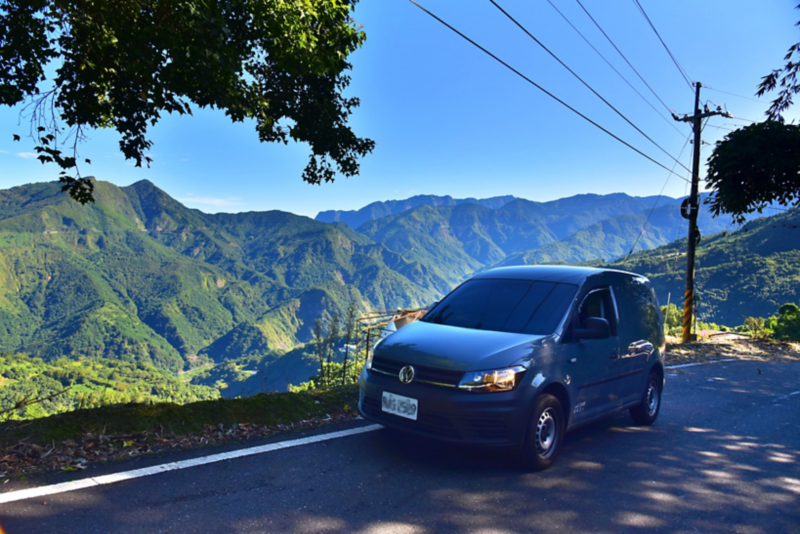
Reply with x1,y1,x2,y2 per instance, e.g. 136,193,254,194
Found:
630,372,662,425
520,393,565,471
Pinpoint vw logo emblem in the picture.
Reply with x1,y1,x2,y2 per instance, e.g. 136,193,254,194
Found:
398,365,415,384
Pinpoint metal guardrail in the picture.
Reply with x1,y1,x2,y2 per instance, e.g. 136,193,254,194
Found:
355,308,428,357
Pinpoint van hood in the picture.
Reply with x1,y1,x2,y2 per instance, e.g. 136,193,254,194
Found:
374,321,545,372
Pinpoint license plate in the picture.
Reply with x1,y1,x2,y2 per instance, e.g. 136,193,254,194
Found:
382,391,418,421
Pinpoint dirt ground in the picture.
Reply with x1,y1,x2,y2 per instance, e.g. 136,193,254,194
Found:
665,337,800,366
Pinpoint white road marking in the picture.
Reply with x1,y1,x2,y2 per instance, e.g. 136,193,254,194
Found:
0,424,382,505
666,358,737,370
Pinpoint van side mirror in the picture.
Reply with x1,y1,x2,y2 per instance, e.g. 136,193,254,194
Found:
575,317,610,340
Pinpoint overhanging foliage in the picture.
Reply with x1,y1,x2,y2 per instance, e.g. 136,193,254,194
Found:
0,0,374,202
705,121,800,224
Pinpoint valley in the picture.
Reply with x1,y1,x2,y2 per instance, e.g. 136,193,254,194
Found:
0,179,797,413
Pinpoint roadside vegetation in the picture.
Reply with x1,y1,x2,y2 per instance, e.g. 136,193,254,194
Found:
0,354,220,420
660,301,800,341
0,384,359,476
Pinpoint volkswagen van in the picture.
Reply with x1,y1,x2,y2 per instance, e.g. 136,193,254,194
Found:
358,265,665,470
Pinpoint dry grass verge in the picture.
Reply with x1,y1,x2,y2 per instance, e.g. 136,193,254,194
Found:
665,338,800,366
0,386,359,479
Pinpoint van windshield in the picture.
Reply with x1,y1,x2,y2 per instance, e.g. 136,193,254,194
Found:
423,279,578,335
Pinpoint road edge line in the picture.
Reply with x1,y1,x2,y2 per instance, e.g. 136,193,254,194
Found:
0,424,382,505
666,358,738,370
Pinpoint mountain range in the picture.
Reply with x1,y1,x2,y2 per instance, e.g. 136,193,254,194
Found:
315,194,519,229
0,180,441,372
1,178,782,392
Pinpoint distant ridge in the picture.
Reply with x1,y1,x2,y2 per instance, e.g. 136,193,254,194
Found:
315,194,518,229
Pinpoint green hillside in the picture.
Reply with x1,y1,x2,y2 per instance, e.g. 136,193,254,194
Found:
0,352,220,420
2,178,795,414
497,201,730,267
0,180,441,372
610,208,800,325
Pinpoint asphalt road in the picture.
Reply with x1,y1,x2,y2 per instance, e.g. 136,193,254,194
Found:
2,360,799,534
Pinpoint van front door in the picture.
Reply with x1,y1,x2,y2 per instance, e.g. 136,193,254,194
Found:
566,288,621,425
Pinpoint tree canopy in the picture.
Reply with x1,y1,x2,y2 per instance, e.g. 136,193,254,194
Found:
757,3,800,121
705,121,800,223
0,0,374,203
706,5,800,222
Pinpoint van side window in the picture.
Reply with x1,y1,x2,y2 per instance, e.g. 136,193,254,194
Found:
613,276,664,345
575,288,618,336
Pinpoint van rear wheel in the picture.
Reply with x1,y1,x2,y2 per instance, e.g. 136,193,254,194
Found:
630,372,662,425
520,394,564,471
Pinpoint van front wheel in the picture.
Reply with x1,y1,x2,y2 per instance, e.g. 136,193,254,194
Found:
520,394,564,471
630,372,662,425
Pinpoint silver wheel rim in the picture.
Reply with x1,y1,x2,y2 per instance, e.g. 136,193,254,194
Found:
646,381,659,416
535,407,558,458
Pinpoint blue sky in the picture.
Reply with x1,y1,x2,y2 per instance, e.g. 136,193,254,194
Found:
1,0,798,218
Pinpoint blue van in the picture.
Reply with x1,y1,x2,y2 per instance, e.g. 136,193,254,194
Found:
358,265,665,470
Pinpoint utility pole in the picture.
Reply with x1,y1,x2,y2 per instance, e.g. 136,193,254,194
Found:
673,82,731,343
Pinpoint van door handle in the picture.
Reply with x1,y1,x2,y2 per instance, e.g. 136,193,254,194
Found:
611,349,619,360
569,358,577,364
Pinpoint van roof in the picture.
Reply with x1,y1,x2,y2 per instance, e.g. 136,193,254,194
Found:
473,265,634,284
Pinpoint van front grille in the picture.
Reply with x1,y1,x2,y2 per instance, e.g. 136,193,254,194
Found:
370,356,463,387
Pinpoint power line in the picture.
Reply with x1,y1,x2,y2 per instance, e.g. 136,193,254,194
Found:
703,86,763,103
627,134,692,258
631,0,694,91
489,0,691,174
705,124,735,132
574,0,675,115
408,0,691,182
544,0,686,137
729,116,758,123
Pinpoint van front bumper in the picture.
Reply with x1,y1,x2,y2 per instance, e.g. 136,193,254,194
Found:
358,367,535,448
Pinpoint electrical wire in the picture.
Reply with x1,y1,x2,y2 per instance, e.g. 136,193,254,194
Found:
408,0,691,182
631,0,694,91
728,116,758,123
489,0,691,174
626,134,692,258
703,86,763,103
544,0,686,137
575,0,675,114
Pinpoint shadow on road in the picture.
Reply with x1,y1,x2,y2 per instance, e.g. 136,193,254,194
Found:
2,362,799,534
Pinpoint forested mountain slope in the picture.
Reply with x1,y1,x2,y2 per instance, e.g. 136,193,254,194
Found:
2,178,798,407
0,180,441,369
610,208,800,325
315,194,518,229
496,201,730,267
0,178,786,389
357,193,731,278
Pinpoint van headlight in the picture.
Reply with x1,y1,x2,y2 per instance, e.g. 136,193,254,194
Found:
366,336,387,370
458,366,527,392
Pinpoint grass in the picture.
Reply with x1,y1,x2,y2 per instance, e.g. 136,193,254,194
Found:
0,385,360,449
